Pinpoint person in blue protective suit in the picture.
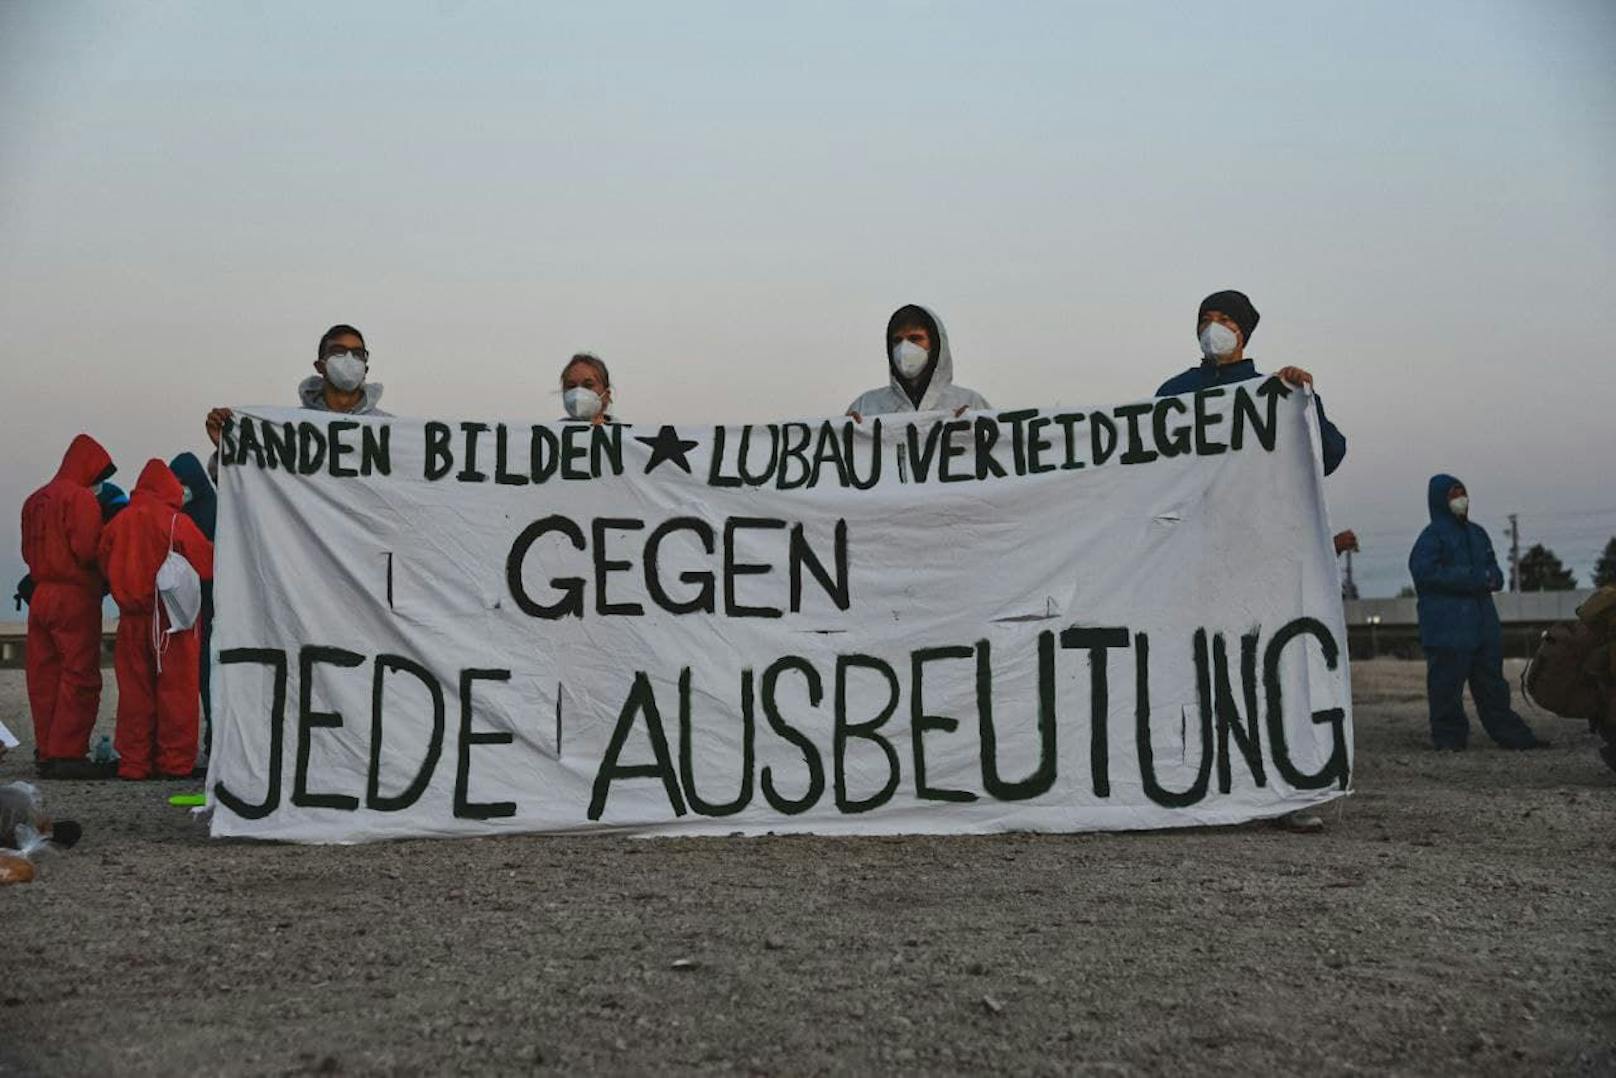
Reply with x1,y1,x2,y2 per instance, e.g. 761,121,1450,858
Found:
1156,290,1347,476
97,482,130,522
169,452,217,756
169,454,215,541
1409,474,1548,751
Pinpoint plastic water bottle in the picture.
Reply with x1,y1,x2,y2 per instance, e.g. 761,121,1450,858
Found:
91,736,115,765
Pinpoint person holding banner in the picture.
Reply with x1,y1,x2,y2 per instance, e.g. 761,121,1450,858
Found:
1156,290,1347,476
21,434,118,780
559,352,617,424
204,323,389,451
1157,292,1348,833
847,304,990,420
98,460,215,781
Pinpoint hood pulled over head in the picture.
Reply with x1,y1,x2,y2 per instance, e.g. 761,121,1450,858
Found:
1427,472,1464,523
56,434,114,487
133,459,184,510
168,451,215,506
885,303,955,408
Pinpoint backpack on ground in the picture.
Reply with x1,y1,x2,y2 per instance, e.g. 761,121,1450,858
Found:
1523,620,1604,720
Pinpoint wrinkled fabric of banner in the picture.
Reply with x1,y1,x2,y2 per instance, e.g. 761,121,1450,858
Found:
207,383,1351,843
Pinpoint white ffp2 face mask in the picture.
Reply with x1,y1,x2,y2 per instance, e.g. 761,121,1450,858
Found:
563,387,602,420
1199,322,1240,361
1449,496,1469,517
892,340,929,379
324,351,367,392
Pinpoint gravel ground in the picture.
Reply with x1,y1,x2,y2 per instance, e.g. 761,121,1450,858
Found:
1,659,1612,1077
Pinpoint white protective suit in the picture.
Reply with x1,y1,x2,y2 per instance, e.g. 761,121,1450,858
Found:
845,305,991,417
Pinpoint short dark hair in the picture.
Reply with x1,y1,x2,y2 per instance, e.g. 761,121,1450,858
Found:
318,324,366,359
562,352,610,389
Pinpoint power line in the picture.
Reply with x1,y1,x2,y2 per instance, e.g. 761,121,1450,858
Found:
1508,513,1520,593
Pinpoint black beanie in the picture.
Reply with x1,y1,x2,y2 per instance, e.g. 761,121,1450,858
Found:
1197,290,1259,346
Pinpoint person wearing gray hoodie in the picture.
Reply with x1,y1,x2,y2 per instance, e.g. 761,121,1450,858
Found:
847,304,990,420
204,323,390,452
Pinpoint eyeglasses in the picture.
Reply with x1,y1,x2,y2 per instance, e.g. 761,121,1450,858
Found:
324,347,370,361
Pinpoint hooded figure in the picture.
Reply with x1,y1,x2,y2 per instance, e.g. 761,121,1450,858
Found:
97,481,130,523
846,305,991,417
20,434,115,772
1408,473,1543,750
14,481,128,612
98,460,215,780
168,453,216,542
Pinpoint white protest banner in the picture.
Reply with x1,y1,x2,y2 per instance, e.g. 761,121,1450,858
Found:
207,380,1351,843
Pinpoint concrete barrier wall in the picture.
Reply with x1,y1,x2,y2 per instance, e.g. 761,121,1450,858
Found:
1343,589,1595,660
0,621,120,670
1344,590,1595,627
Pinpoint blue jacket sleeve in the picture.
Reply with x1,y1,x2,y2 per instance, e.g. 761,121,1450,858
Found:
1315,397,1346,476
1409,528,1485,595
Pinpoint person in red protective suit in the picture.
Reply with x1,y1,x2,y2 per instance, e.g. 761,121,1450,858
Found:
21,434,116,778
97,460,214,780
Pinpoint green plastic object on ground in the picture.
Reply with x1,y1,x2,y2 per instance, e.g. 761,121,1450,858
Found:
168,793,206,807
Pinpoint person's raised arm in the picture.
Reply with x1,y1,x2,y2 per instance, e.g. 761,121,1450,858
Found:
205,407,233,447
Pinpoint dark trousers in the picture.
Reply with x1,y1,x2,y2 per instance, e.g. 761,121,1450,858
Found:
198,585,214,756
1425,643,1537,748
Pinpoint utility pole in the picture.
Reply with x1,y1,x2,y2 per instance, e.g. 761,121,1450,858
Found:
1507,513,1520,593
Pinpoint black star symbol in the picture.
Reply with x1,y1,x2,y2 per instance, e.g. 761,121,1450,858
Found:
635,425,698,475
